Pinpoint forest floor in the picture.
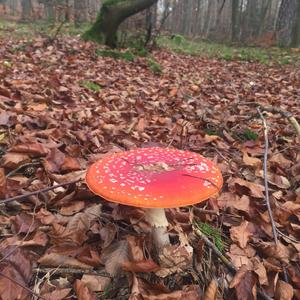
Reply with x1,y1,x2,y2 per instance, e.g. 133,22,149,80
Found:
0,21,300,300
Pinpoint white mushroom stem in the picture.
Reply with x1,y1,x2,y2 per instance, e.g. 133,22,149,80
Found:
145,208,170,250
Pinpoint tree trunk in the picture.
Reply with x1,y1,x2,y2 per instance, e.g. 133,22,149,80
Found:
231,0,239,42
20,0,32,21
291,0,300,46
82,0,158,47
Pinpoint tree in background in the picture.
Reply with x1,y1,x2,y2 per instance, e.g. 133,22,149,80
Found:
82,0,158,48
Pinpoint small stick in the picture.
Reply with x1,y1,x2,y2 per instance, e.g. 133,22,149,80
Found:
194,227,235,273
0,271,45,300
0,179,81,204
257,108,279,245
33,267,111,278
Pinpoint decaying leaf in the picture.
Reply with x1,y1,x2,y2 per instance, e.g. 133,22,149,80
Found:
230,265,257,300
275,280,294,300
230,221,256,249
101,240,130,276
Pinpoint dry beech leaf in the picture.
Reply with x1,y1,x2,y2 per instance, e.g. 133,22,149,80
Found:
101,240,129,276
122,259,160,273
42,288,71,300
253,259,268,286
10,143,48,156
204,279,218,300
0,264,29,300
81,275,111,292
155,244,193,278
74,279,97,300
230,221,256,249
275,280,294,300
130,274,201,300
1,152,30,168
38,252,93,269
242,151,261,168
229,178,265,198
230,265,257,300
257,241,290,265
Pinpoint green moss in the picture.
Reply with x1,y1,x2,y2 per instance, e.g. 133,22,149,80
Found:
194,221,225,253
158,35,300,65
147,58,162,75
80,80,101,92
96,49,135,61
242,128,259,141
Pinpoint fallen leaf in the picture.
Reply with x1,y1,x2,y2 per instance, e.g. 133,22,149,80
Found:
74,279,97,300
38,252,93,269
275,280,293,300
230,265,257,300
230,221,256,248
229,178,265,198
81,275,111,292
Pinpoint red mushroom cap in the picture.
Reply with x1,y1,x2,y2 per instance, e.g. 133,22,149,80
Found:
86,147,223,208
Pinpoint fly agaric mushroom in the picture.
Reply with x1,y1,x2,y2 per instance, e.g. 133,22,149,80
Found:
86,147,222,251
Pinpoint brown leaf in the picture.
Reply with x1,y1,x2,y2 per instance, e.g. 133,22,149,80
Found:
10,212,40,234
50,204,101,246
275,280,293,300
59,201,85,216
0,168,6,196
0,264,29,300
155,244,193,278
230,221,256,249
42,288,71,300
10,143,48,156
130,274,201,300
99,223,117,248
257,241,290,265
204,279,218,300
242,151,262,168
253,259,268,286
229,178,265,198
1,152,30,169
230,265,257,300
101,240,129,276
44,148,81,173
81,275,111,292
74,279,97,300
122,259,160,273
217,192,251,214
38,252,93,269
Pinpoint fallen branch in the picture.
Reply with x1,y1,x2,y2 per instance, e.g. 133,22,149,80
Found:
33,267,111,278
257,108,279,245
0,179,81,204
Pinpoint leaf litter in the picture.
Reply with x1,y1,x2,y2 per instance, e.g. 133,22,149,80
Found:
0,31,299,300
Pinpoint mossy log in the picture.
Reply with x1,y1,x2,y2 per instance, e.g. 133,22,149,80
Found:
82,0,157,48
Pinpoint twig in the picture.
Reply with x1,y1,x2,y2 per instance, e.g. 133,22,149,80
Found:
33,267,111,278
0,271,45,300
0,179,81,204
277,229,300,243
194,227,273,300
194,227,235,273
257,108,279,245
